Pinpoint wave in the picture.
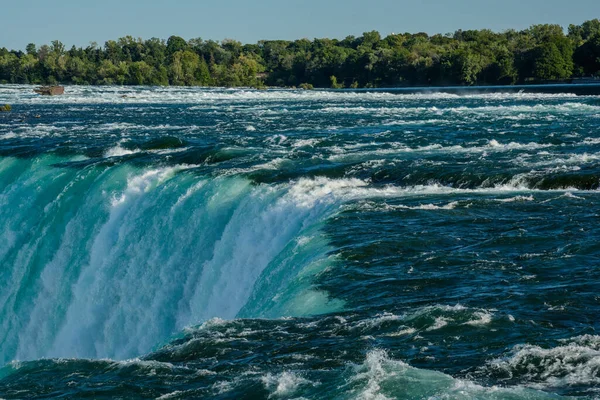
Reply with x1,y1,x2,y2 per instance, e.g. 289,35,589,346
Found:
0,84,590,105
0,302,580,399
344,350,559,400
0,348,562,399
104,137,188,158
350,304,497,334
319,102,600,117
327,139,554,162
0,122,194,141
477,335,600,393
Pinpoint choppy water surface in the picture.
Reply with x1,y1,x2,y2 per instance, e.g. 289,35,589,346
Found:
1,85,600,399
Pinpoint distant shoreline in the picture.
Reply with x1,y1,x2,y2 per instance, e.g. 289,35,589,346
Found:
340,82,600,95
1,20,600,89
3,82,600,97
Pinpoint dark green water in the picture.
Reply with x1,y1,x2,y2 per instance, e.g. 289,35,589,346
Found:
1,85,600,399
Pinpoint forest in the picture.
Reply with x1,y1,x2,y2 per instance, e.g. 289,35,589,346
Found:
1,19,600,88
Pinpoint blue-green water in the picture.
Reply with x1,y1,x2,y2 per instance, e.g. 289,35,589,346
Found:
1,85,600,399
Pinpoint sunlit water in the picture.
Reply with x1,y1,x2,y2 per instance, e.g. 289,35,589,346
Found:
1,85,600,399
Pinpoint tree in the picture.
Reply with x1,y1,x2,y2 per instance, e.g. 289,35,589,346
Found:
128,61,153,85
50,40,65,55
485,47,517,84
533,42,573,81
574,34,600,76
2,19,600,88
330,75,343,88
166,36,188,58
170,50,202,85
66,56,87,84
26,43,37,56
569,19,600,44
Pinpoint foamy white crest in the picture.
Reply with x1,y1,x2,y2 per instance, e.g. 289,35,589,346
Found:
1,84,590,106
327,140,553,162
399,201,460,210
261,371,313,397
292,138,321,148
427,317,451,331
352,313,403,330
110,167,182,207
347,350,551,400
1,84,401,105
464,311,493,326
284,177,557,210
386,327,417,337
104,143,190,159
0,131,17,140
105,144,137,158
319,102,600,119
496,195,535,203
486,335,600,389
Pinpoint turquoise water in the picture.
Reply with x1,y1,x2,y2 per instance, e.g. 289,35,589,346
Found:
1,85,600,398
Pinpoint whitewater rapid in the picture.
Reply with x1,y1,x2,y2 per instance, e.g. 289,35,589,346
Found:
2,85,600,399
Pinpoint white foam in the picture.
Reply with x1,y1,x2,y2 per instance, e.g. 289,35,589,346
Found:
156,391,185,400
105,144,138,158
562,192,585,200
292,138,321,148
319,102,600,119
285,177,561,211
496,195,535,203
401,201,460,210
464,311,493,326
485,335,600,389
0,84,589,106
347,350,553,400
261,371,313,397
327,140,553,162
0,132,17,140
427,317,451,331
103,144,190,159
353,313,404,330
386,328,417,337
110,167,184,207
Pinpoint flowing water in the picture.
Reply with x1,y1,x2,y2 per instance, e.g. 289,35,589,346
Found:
1,85,600,399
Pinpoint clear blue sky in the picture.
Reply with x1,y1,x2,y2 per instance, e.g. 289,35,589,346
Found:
1,0,599,50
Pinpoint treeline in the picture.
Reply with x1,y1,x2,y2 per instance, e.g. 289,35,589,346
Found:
1,20,600,88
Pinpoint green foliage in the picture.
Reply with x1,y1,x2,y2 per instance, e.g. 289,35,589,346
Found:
330,75,343,89
299,83,314,90
128,61,153,85
166,36,188,57
26,43,37,56
1,20,599,87
170,50,200,85
533,41,573,81
569,19,600,44
574,34,600,76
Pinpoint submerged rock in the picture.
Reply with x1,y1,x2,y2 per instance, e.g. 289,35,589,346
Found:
0,104,11,112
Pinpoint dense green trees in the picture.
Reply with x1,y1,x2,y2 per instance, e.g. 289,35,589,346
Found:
1,20,600,88
574,34,600,76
